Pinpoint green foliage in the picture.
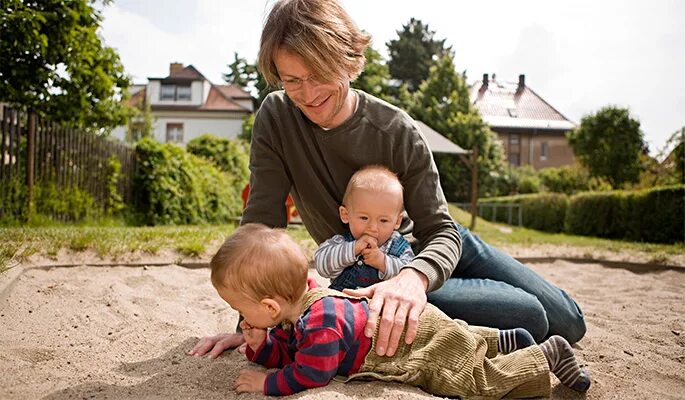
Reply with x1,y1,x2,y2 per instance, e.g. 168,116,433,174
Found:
0,0,132,130
352,46,394,102
186,134,249,185
567,106,645,188
239,113,255,143
386,18,450,91
134,138,241,225
565,186,684,243
538,165,611,194
105,156,124,215
0,177,27,220
222,52,274,107
126,97,154,143
479,193,568,233
34,183,96,221
409,54,504,201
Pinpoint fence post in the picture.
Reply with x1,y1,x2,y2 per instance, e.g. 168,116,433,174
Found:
26,110,36,216
469,146,478,230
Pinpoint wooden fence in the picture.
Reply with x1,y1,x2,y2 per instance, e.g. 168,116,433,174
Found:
0,106,136,220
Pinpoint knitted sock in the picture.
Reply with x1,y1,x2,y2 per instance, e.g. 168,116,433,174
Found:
540,335,591,392
498,328,535,354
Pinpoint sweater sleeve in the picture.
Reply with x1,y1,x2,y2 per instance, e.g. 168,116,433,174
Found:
314,234,357,279
396,117,462,291
245,326,294,369
241,97,292,228
379,234,415,280
263,327,345,396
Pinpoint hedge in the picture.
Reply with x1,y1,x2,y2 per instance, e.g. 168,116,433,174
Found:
478,185,684,243
134,138,242,225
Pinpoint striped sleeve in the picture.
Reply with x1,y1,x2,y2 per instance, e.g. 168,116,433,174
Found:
314,234,357,279
379,233,415,280
264,326,345,395
245,326,294,369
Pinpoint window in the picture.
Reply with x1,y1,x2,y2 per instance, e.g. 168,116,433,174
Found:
510,134,520,145
166,123,184,143
540,142,549,161
177,85,191,100
508,153,520,166
160,84,176,100
160,84,192,101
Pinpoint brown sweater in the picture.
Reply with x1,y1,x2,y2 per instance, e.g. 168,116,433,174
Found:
242,90,461,291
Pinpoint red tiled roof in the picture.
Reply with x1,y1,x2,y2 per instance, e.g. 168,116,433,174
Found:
471,76,575,130
200,85,248,111
127,86,146,107
168,65,206,80
216,84,252,99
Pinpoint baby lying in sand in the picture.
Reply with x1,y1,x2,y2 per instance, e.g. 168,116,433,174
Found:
208,223,591,397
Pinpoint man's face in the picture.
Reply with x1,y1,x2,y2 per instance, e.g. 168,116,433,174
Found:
274,49,353,129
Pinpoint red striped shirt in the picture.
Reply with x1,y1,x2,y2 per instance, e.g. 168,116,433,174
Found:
246,279,372,395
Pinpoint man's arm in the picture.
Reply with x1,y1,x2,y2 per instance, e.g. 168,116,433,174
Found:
241,97,292,227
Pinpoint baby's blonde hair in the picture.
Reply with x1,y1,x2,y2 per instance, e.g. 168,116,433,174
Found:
210,223,308,303
342,165,404,210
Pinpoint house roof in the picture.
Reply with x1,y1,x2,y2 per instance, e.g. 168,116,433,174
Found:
148,64,207,81
415,121,470,155
470,75,575,131
217,84,253,99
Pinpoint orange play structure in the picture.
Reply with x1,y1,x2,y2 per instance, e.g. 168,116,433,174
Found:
242,184,299,224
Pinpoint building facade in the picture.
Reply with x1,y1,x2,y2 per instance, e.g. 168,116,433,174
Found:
471,74,576,169
113,63,253,145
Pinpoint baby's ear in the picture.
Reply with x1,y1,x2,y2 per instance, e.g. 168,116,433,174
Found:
339,206,350,224
261,298,281,318
394,212,403,229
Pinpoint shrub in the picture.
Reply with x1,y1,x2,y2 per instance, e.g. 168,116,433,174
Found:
134,138,241,225
186,134,249,190
479,193,567,232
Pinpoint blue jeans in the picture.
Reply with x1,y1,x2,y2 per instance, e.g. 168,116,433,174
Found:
426,224,586,344
329,263,381,292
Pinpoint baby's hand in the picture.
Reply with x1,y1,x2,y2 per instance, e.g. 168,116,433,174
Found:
354,235,378,255
240,320,267,352
361,247,386,273
234,369,267,393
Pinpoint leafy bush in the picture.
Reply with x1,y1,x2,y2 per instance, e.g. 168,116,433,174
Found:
186,134,249,188
565,185,684,243
134,138,242,225
34,182,96,221
539,165,611,194
479,193,567,232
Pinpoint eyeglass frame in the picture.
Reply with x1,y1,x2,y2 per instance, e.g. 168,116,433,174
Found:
279,74,323,91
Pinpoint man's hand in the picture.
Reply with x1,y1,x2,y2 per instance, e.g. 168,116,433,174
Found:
187,333,246,359
234,369,267,394
354,235,378,255
361,247,386,273
343,268,428,357
240,320,267,352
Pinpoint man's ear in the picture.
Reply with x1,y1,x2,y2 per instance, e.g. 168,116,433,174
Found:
260,298,282,319
339,206,350,224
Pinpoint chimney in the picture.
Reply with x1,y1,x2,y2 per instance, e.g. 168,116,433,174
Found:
483,73,489,86
169,62,184,77
518,74,525,88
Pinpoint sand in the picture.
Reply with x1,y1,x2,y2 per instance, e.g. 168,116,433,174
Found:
1,256,684,399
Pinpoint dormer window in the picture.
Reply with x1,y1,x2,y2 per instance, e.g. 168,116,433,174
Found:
160,84,191,101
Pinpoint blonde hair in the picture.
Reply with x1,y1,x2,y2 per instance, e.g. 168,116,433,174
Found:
342,165,404,209
210,223,308,303
258,0,371,87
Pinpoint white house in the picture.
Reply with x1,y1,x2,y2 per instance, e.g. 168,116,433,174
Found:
113,63,254,144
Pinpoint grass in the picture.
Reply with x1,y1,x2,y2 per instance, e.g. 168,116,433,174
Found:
1,207,682,274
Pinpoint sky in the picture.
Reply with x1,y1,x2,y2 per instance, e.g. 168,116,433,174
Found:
100,0,685,157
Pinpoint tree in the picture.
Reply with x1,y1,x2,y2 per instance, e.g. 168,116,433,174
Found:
386,18,450,92
126,96,154,143
0,0,132,130
409,55,504,201
352,46,392,101
222,52,275,108
568,106,646,188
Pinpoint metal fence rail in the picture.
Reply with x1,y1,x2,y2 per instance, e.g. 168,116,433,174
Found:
455,202,522,226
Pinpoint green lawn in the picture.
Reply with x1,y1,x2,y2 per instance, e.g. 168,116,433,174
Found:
1,206,682,274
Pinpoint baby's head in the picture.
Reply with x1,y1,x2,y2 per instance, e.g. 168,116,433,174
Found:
340,165,404,245
210,223,309,328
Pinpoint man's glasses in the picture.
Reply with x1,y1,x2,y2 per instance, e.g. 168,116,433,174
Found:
280,75,322,91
